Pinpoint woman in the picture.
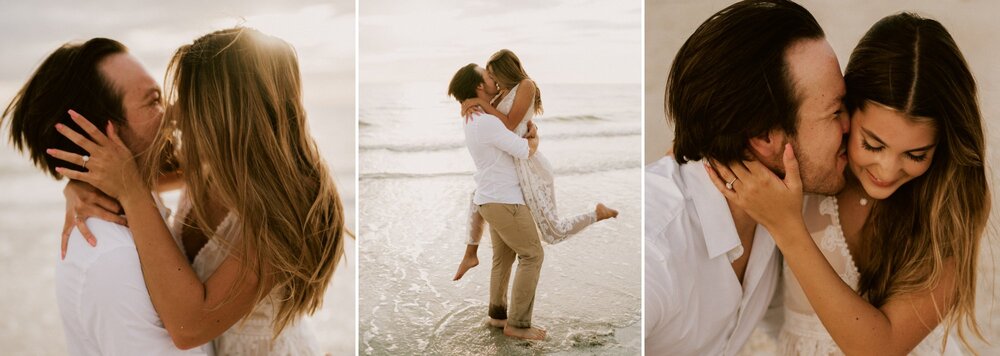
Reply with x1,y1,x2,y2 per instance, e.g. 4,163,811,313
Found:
707,13,988,355
453,49,618,281
51,27,347,354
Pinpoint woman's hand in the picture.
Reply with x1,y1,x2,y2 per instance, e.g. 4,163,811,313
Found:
47,110,147,203
704,143,805,233
524,121,537,139
60,180,127,258
461,98,487,121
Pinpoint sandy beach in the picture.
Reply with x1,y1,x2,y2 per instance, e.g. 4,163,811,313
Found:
645,1,1000,354
358,82,642,355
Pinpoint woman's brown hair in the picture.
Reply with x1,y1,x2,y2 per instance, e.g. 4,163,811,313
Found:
154,27,347,338
845,13,990,351
487,49,542,115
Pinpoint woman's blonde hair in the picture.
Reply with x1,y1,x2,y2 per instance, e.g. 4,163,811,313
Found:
148,27,347,337
487,49,543,115
845,13,990,351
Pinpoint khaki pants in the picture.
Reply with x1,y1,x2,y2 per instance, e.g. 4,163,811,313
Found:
477,203,543,328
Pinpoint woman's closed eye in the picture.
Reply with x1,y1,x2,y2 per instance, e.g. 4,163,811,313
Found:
862,139,928,162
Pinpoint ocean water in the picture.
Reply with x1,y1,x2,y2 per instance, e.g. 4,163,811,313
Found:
359,82,642,355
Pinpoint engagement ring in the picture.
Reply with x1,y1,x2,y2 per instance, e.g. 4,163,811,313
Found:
726,178,737,190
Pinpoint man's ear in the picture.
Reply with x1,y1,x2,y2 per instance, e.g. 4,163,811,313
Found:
747,128,788,166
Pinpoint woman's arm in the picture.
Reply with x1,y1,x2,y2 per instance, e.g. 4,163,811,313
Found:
501,79,536,130
61,169,183,256
705,145,954,355
771,221,955,355
51,110,269,349
462,79,537,132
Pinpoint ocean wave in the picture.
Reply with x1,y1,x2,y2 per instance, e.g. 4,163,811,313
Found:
535,114,606,122
360,128,640,153
360,159,640,180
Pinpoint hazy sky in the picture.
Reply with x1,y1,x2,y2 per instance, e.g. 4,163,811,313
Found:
360,0,641,84
0,0,355,108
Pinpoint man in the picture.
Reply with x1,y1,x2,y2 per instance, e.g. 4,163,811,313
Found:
448,63,545,340
644,0,850,354
2,38,208,355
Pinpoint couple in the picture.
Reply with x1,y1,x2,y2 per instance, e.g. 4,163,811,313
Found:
646,1,988,355
2,27,348,355
447,50,619,340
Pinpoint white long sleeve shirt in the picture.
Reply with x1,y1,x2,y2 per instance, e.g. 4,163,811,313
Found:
56,197,211,356
464,113,529,205
644,156,781,355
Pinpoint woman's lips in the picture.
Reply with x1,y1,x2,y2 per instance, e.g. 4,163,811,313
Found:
866,169,896,188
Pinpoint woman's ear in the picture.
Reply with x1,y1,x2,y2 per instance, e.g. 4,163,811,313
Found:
747,128,788,166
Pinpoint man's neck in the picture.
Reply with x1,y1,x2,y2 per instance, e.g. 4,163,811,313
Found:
724,194,758,284
725,197,758,236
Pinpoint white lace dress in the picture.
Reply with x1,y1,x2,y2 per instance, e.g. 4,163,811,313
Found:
465,83,598,245
778,195,960,355
171,195,320,356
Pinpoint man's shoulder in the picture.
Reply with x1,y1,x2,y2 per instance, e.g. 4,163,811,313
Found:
467,113,504,129
644,156,689,237
62,218,137,266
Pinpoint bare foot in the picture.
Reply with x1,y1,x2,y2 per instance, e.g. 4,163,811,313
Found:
503,325,546,340
595,203,619,221
453,255,479,281
488,318,506,328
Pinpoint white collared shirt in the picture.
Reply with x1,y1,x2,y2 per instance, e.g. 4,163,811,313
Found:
464,113,529,205
56,196,211,356
644,156,781,355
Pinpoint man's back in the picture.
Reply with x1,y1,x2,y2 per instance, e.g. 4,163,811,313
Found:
463,114,528,205
56,215,210,356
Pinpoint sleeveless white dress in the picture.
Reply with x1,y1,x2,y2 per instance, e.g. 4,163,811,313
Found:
465,83,598,245
171,195,320,356
778,195,961,355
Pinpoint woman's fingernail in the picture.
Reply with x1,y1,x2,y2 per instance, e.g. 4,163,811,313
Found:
55,167,63,172
46,149,53,154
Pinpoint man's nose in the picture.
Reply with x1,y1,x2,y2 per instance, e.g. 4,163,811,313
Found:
840,112,850,133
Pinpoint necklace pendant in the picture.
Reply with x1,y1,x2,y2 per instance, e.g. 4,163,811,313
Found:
860,198,869,206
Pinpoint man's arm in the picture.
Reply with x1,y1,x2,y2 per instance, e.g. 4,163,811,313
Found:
479,116,534,159
644,246,676,341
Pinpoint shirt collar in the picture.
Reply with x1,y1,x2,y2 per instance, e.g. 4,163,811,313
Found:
679,160,743,261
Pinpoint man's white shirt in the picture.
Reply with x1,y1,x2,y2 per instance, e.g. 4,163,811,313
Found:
644,156,781,355
464,113,529,205
56,197,211,356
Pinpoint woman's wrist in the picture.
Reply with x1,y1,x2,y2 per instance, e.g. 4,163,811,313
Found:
769,218,810,250
118,182,153,212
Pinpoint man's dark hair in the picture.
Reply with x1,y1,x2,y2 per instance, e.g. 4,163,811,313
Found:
2,38,129,178
667,0,824,164
448,63,484,102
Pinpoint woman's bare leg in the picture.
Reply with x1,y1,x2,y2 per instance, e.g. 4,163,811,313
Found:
454,209,485,281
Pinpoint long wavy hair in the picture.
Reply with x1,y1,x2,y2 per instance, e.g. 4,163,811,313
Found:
844,13,989,351
486,49,543,115
148,27,347,337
